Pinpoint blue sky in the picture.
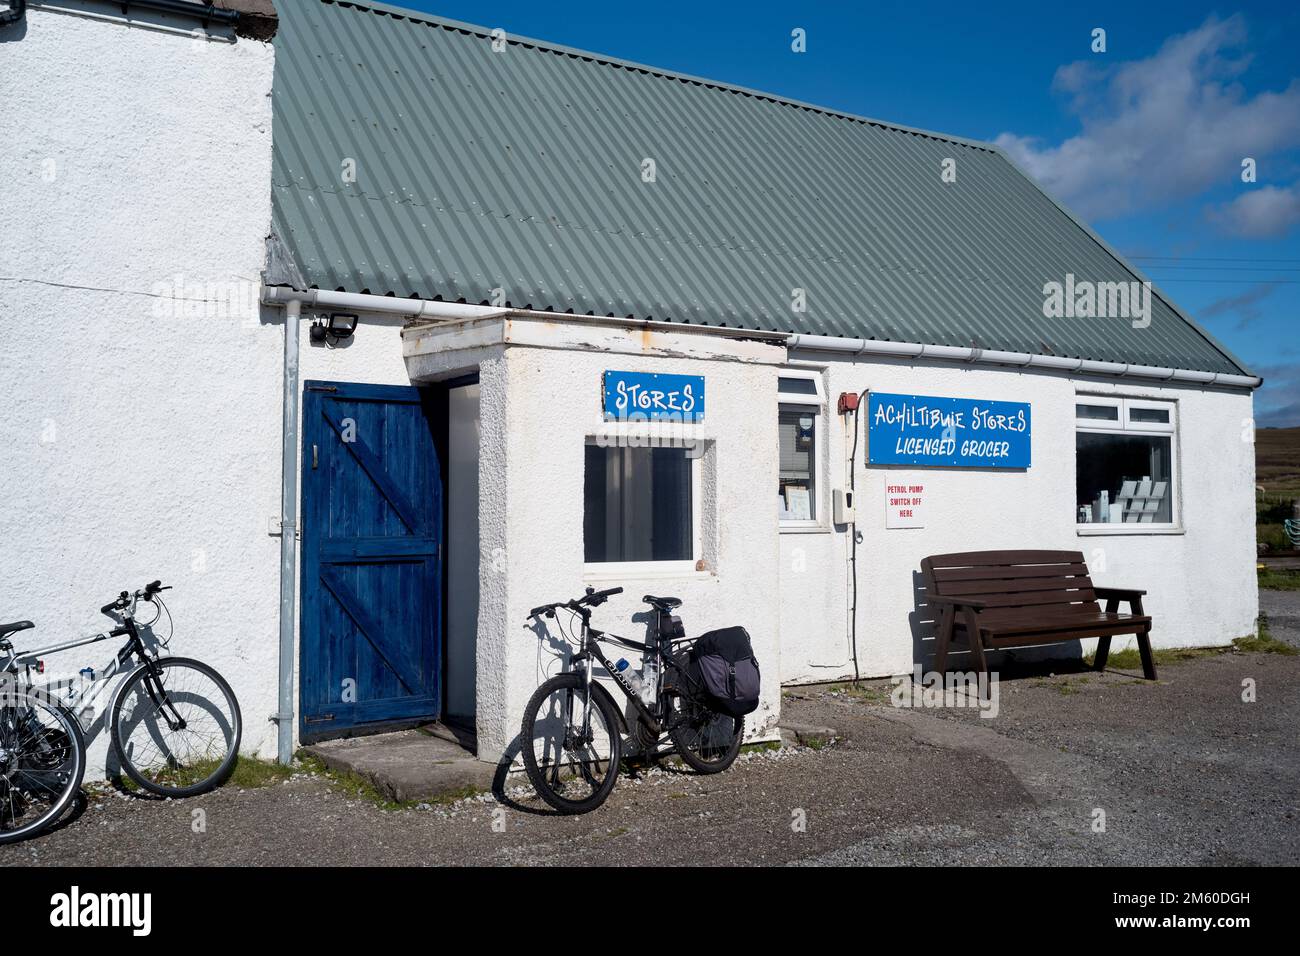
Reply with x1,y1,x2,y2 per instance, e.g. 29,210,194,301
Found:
399,0,1300,426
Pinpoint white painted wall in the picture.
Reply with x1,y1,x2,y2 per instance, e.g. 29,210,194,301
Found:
777,355,1259,684
0,7,278,773
445,382,481,720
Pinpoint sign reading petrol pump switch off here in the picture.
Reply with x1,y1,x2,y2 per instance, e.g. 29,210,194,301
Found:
603,370,705,422
867,392,1031,469
886,481,927,528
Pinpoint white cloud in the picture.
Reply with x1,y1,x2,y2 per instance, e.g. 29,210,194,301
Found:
994,15,1300,221
1207,184,1300,238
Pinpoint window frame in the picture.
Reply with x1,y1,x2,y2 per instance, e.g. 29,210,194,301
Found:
778,370,826,531
1075,395,1180,533
581,437,703,577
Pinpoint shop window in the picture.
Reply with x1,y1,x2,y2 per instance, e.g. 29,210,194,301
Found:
1076,398,1177,526
778,371,824,526
584,443,696,566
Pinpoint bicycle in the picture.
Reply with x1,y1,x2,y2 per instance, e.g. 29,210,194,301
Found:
520,586,744,814
0,580,242,843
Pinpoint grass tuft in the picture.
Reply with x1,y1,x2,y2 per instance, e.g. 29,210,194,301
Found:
226,755,296,789
1258,569,1300,592
1232,633,1298,656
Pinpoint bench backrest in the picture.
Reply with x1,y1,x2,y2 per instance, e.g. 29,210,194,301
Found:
921,550,1099,626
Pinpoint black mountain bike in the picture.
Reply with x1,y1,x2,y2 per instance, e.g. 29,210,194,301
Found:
521,586,743,814
0,580,242,843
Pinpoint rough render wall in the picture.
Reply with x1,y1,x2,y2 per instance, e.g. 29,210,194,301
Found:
0,10,278,774
472,342,784,761
778,356,1259,684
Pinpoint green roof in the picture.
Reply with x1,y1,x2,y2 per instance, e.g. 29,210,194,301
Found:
271,0,1249,376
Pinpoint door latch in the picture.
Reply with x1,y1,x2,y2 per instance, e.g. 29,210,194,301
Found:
312,444,318,469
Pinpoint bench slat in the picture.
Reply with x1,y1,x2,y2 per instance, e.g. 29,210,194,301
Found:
980,610,1147,633
930,563,1090,583
947,589,1098,608
925,549,1085,568
956,607,1102,629
935,575,1094,596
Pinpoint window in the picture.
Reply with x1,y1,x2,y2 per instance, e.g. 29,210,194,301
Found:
1076,398,1177,526
584,443,696,566
778,371,824,526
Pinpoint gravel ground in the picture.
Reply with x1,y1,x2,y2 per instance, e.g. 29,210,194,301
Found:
3,648,1297,867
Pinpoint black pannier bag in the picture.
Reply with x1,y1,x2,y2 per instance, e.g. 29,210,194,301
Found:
687,626,760,717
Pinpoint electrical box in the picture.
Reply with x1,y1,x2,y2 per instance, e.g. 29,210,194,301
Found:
833,488,855,524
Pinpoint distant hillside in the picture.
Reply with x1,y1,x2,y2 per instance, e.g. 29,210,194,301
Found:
1257,426,1300,504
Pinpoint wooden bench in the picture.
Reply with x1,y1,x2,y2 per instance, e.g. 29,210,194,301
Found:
921,550,1156,682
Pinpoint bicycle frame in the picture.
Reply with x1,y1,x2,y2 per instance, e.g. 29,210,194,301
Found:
565,607,693,741
0,599,172,731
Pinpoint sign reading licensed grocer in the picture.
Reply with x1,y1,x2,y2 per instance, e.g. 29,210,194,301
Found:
602,370,705,422
867,392,1031,469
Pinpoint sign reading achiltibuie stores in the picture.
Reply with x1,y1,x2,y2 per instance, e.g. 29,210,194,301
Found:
603,370,705,422
867,392,1031,469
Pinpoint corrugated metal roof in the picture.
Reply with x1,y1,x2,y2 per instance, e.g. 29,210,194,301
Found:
271,0,1249,376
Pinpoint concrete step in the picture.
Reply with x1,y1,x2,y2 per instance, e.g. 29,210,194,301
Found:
303,726,495,804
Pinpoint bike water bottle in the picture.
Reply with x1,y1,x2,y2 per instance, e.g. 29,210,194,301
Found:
641,656,659,706
614,658,644,697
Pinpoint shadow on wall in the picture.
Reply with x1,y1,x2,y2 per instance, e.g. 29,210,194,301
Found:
46,616,237,785
0,0,26,36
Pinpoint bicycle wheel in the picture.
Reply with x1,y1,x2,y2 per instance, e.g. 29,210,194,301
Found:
667,694,743,774
111,657,241,798
521,673,622,814
0,688,85,844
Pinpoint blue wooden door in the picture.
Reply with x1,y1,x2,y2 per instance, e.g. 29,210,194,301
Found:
300,381,442,739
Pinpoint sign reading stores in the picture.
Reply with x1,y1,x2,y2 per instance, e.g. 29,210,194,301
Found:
602,370,704,422
867,392,1031,469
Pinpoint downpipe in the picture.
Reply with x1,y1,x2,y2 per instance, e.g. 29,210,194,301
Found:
276,298,300,765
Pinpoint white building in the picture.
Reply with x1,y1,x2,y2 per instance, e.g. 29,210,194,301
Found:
2,0,1260,774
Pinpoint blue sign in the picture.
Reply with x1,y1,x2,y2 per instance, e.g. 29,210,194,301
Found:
603,370,705,421
867,392,1031,469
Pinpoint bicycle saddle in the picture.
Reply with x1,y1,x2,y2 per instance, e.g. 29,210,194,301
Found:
641,594,682,611
0,620,34,639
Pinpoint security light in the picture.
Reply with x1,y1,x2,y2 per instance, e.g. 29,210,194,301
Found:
327,312,358,337
309,312,358,343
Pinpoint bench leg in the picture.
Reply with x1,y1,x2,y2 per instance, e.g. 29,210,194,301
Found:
934,606,954,674
962,606,989,692
1093,636,1111,672
1136,627,1157,681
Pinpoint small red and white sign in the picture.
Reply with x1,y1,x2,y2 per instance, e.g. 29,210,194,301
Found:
885,481,927,528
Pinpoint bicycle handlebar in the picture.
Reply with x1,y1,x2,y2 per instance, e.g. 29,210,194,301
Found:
100,580,172,616
528,586,623,620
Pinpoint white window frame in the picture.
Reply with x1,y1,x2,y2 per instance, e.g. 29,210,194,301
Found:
778,370,826,531
1075,395,1180,533
581,438,703,578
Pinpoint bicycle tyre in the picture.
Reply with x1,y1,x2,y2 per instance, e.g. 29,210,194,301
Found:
111,657,242,798
520,673,622,814
668,697,743,774
0,690,85,845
